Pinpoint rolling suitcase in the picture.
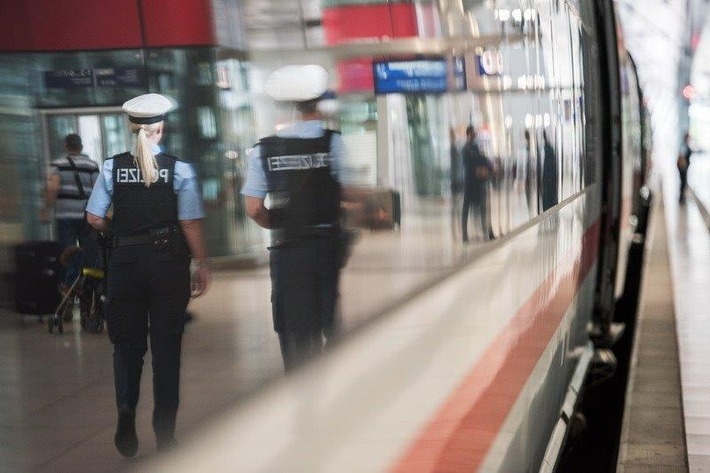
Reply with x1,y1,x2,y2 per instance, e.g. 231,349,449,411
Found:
14,241,62,315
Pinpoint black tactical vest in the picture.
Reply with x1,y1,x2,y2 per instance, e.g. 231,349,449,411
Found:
110,152,179,236
259,130,341,231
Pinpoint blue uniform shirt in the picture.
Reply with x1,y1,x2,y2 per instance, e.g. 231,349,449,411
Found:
241,120,346,199
86,144,205,220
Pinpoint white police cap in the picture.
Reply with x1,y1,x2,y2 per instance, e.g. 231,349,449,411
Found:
122,93,177,124
265,65,329,102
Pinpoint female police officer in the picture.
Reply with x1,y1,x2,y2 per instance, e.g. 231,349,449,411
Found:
86,93,211,457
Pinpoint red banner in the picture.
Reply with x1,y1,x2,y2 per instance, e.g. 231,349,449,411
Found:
0,0,214,52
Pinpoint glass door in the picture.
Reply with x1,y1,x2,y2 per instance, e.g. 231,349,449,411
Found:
42,108,130,167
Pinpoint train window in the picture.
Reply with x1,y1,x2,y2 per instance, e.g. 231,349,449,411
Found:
569,9,584,196
580,4,603,187
226,0,605,353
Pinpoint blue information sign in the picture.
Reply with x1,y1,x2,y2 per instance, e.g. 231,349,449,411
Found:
373,59,448,94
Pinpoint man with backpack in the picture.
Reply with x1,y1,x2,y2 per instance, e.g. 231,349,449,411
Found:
41,133,99,293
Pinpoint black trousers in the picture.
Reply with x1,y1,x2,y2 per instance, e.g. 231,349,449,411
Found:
679,169,688,200
461,187,491,241
104,244,190,441
269,235,340,372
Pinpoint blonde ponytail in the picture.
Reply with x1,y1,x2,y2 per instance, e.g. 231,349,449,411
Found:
130,122,161,187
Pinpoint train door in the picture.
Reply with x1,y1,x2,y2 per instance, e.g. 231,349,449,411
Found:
41,108,131,167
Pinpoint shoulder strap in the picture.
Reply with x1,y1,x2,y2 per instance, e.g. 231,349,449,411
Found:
107,152,131,160
66,155,87,200
323,128,337,149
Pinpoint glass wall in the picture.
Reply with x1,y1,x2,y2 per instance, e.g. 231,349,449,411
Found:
43,112,128,167
0,54,42,305
30,47,261,259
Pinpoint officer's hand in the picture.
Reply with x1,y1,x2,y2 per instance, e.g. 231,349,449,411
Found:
191,265,211,298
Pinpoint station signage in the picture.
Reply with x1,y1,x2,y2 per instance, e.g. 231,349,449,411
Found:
372,57,466,94
476,50,503,76
373,59,448,94
44,67,145,89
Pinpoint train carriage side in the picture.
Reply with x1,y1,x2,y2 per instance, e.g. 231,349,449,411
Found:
588,0,650,336
142,0,648,472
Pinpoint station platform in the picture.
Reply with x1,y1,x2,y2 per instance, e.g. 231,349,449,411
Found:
2,159,710,472
0,201,469,472
618,151,710,472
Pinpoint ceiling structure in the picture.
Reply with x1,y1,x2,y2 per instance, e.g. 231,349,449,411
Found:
239,0,708,159
241,0,323,50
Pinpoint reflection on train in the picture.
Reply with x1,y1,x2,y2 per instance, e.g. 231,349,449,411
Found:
146,0,651,471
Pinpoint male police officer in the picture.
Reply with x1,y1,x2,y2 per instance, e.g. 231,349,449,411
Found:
242,65,349,372
86,93,210,456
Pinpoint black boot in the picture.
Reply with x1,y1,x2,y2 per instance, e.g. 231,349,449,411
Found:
115,407,138,457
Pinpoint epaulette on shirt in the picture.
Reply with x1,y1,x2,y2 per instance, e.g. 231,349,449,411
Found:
257,129,339,147
160,153,184,162
106,152,132,161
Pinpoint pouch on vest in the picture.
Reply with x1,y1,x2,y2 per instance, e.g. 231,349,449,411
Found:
149,227,172,252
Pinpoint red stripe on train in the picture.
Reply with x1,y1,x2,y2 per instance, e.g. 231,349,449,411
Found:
391,220,601,472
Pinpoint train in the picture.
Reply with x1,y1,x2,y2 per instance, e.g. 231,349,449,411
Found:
143,0,651,471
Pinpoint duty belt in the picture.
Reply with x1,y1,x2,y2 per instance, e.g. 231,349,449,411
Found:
112,233,153,247
271,225,338,245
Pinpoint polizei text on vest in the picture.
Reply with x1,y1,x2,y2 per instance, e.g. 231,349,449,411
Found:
116,168,170,184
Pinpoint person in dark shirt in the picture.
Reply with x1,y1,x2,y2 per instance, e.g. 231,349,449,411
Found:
461,126,494,242
524,130,538,215
450,127,463,196
541,130,558,212
678,132,692,204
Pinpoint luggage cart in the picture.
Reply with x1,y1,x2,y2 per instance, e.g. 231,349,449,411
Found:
49,231,111,334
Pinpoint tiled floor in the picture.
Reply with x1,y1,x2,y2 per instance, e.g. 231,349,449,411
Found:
0,275,284,473
0,198,485,473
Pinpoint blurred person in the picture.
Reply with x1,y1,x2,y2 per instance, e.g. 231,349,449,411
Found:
242,65,351,372
86,93,211,457
541,130,558,211
524,130,538,215
450,127,463,196
461,126,494,242
41,133,99,293
677,132,692,204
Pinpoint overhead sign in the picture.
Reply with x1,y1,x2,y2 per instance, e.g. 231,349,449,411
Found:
93,67,145,87
476,50,503,76
43,69,93,89
373,59,448,94
44,68,145,89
